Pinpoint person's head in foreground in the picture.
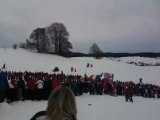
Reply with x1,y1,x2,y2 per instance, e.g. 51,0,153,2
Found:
46,85,77,120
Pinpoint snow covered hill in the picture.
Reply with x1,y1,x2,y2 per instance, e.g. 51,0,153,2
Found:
0,48,160,120
0,48,160,84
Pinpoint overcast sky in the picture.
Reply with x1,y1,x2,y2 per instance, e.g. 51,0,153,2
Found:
0,0,160,53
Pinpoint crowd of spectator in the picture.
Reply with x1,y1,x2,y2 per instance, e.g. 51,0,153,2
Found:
0,71,160,103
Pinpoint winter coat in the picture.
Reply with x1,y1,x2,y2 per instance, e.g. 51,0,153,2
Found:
125,86,134,97
30,111,74,120
11,79,17,89
102,78,109,86
36,79,44,89
27,79,37,90
44,80,52,90
17,79,25,89
52,80,60,89
30,111,46,120
0,73,8,90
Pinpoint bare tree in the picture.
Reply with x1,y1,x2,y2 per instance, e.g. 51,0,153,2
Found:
46,22,71,53
26,39,37,49
90,43,103,54
29,28,41,52
39,28,50,53
61,38,73,53
19,43,27,49
26,22,72,54
28,28,49,53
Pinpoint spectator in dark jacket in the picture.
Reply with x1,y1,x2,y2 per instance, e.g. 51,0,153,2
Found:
0,72,8,102
124,83,134,102
17,76,26,100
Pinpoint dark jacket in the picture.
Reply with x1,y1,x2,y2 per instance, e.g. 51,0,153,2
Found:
0,73,8,90
125,86,134,97
30,111,74,120
30,111,46,120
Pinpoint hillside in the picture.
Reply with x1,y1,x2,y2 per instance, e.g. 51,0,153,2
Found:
0,48,160,84
0,48,160,120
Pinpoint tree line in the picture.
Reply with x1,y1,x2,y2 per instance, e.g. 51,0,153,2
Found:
14,22,103,56
17,22,72,54
14,22,160,58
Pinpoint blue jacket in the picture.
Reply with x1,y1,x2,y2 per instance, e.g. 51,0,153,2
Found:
0,73,8,90
95,73,103,81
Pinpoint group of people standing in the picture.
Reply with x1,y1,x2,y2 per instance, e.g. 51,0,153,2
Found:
0,71,160,103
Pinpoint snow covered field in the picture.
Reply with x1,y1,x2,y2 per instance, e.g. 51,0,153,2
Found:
0,48,160,120
0,95,160,120
113,57,160,65
0,48,160,84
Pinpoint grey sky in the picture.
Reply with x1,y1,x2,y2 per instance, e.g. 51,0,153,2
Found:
0,0,160,53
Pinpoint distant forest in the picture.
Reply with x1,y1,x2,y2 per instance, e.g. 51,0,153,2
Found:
48,52,160,58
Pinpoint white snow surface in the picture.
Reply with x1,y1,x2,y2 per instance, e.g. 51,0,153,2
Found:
0,48,160,84
0,48,160,120
0,95,160,120
113,57,160,65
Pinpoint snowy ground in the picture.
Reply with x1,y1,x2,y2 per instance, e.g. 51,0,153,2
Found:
0,48,160,120
112,57,160,65
0,48,160,84
0,95,160,120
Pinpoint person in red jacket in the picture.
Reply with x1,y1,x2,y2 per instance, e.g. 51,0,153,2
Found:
102,78,110,94
27,76,37,100
52,77,60,90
